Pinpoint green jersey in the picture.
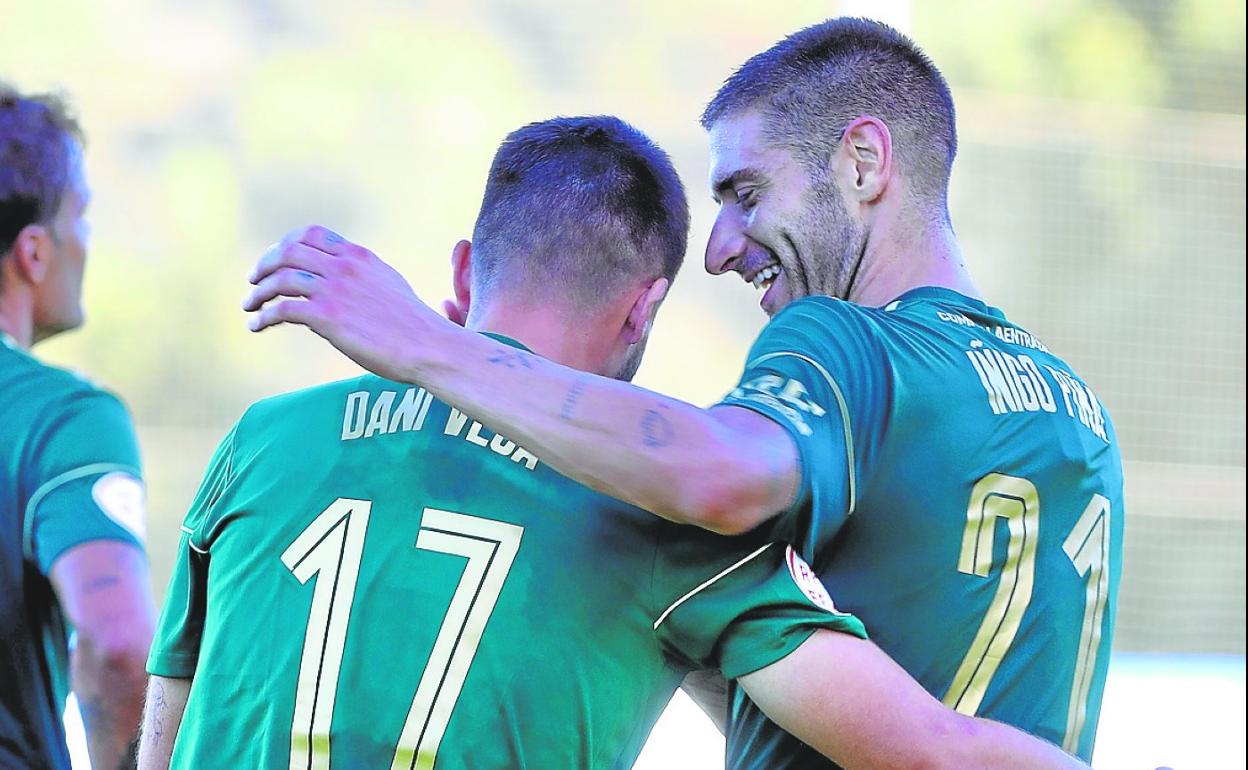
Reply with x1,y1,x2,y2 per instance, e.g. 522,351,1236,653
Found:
0,332,146,770
719,290,1124,768
148,336,865,770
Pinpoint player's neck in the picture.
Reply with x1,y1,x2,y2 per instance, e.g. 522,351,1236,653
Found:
467,303,620,376
847,215,982,308
0,290,34,350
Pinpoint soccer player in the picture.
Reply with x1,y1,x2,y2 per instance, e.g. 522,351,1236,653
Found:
245,18,1125,769
0,85,156,770
146,117,1083,770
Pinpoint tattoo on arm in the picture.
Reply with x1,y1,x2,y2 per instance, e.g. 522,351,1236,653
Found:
148,679,167,747
640,404,675,448
560,378,588,421
81,573,122,595
486,348,534,370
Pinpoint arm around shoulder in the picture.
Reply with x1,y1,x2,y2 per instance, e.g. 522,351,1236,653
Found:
680,406,801,535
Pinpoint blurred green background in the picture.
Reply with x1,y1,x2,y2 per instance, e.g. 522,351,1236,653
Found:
3,0,1244,757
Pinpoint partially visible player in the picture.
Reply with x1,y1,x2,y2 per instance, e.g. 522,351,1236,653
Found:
245,18,1125,769
0,84,156,770
144,117,1084,770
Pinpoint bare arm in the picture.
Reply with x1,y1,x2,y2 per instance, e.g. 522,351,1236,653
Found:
739,630,1088,770
680,670,730,735
243,228,798,534
136,676,190,770
51,540,156,770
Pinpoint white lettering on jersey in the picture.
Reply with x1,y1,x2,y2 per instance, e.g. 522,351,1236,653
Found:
1044,366,1109,443
965,347,1056,416
964,346,1109,443
343,388,434,441
444,409,539,471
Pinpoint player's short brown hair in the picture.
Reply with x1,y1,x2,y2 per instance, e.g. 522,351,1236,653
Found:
472,116,689,310
0,84,84,257
702,18,957,208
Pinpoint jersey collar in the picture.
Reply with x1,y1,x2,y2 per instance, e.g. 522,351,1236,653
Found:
889,286,1006,320
479,331,533,353
0,328,18,352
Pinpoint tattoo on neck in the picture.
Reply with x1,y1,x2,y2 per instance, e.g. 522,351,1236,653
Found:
641,404,674,448
560,378,588,421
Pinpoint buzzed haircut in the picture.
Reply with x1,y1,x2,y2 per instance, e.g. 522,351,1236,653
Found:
0,84,83,257
471,116,689,310
702,18,958,206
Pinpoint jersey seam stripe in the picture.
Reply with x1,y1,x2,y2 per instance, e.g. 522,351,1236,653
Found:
747,351,857,514
179,525,210,554
22,462,140,560
652,543,773,630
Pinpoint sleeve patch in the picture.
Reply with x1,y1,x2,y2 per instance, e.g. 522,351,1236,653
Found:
91,472,147,542
728,373,827,436
785,546,838,614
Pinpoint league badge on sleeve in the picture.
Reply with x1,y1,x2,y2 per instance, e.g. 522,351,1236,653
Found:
91,471,147,541
785,545,839,613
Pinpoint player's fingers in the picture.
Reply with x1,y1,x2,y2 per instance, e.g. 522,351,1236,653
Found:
242,267,322,312
297,224,350,256
247,298,323,333
250,242,333,284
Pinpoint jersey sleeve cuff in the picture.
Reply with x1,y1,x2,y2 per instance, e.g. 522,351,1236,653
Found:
146,648,199,679
718,612,868,680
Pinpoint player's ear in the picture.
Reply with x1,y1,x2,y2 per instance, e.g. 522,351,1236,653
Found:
6,223,53,286
839,116,892,204
624,277,669,345
447,239,473,326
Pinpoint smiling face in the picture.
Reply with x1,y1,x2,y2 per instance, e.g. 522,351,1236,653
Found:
704,110,866,316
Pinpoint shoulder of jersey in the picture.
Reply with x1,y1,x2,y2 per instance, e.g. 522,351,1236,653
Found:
6,349,123,405
242,374,379,420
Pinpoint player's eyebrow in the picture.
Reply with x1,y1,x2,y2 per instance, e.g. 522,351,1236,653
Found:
710,167,766,203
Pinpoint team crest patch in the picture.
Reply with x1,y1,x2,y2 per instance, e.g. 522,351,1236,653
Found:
91,472,147,541
785,545,838,613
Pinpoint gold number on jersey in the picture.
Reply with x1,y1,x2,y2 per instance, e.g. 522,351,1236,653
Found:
943,474,1039,715
282,498,372,770
282,499,523,770
1061,494,1112,753
945,477,1114,754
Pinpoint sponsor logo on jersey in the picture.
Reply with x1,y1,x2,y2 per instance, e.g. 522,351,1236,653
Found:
91,472,147,541
729,374,826,437
785,546,838,614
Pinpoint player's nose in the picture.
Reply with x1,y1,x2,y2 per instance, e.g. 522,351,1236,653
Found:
705,206,748,276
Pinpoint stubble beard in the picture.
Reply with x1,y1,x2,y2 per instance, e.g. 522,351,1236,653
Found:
794,176,866,302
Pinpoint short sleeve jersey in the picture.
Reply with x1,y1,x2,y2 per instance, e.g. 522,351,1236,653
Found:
147,336,865,770
0,332,146,770
718,290,1124,768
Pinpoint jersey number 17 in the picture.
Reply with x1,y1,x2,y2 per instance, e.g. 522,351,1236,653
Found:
280,498,524,770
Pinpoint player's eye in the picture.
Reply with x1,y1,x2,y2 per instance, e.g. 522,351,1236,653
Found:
736,187,758,210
